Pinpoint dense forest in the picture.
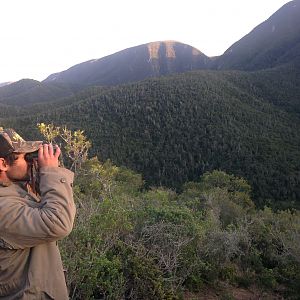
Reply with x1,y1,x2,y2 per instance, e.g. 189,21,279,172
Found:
34,125,300,299
2,67,300,208
67,162,300,299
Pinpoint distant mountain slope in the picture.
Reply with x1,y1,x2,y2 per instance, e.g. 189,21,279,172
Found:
0,79,38,98
0,82,13,88
215,0,300,70
44,41,211,86
42,0,300,86
218,63,300,115
0,0,299,108
3,70,300,206
1,0,300,106
0,79,77,106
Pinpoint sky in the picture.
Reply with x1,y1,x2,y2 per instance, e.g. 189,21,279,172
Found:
0,0,291,83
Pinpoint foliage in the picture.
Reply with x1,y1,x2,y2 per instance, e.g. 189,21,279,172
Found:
37,122,60,143
3,69,300,207
56,141,300,299
37,122,91,171
39,124,298,298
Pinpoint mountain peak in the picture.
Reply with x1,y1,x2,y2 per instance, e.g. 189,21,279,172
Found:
44,40,209,86
147,41,203,60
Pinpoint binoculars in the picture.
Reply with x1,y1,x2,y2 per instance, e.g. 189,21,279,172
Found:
24,143,58,163
25,151,39,163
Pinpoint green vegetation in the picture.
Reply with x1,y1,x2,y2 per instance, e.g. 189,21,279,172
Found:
3,69,300,208
0,79,76,106
63,156,300,299
34,125,298,299
1,2,299,213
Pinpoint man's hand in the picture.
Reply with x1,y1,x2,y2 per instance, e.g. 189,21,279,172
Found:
38,143,61,168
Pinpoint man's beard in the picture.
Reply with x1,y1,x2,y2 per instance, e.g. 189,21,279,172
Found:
7,166,31,182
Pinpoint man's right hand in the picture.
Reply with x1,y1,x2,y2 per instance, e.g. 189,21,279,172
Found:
38,143,61,168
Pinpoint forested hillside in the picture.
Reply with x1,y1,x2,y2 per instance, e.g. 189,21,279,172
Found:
33,125,300,299
221,63,300,115
0,1,299,208
0,78,77,106
3,69,300,207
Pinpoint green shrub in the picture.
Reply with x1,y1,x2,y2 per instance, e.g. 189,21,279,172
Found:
115,243,169,300
258,269,277,289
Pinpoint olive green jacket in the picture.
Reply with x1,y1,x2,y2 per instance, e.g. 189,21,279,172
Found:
0,167,76,299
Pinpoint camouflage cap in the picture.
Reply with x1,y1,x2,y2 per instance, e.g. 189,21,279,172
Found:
0,128,43,158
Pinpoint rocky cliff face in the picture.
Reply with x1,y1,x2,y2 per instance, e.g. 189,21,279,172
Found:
147,41,209,75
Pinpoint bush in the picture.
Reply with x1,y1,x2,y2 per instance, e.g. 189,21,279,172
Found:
57,148,299,299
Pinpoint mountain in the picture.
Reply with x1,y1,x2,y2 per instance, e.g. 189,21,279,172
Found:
0,82,13,88
0,79,77,106
43,41,210,86
1,1,300,106
215,0,300,70
42,0,300,86
0,1,299,106
0,41,210,105
3,70,300,206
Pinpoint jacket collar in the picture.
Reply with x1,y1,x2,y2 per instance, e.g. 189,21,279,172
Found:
0,181,11,187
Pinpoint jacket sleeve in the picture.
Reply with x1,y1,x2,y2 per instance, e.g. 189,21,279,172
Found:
0,167,76,249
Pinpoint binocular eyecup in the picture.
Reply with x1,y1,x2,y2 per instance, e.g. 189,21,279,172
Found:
25,151,39,163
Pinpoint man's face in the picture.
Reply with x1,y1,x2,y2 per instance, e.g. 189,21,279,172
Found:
6,153,31,182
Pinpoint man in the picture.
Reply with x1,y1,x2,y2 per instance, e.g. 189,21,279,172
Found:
0,128,76,299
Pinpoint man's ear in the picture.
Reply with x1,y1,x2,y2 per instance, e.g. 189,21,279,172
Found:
0,158,8,171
